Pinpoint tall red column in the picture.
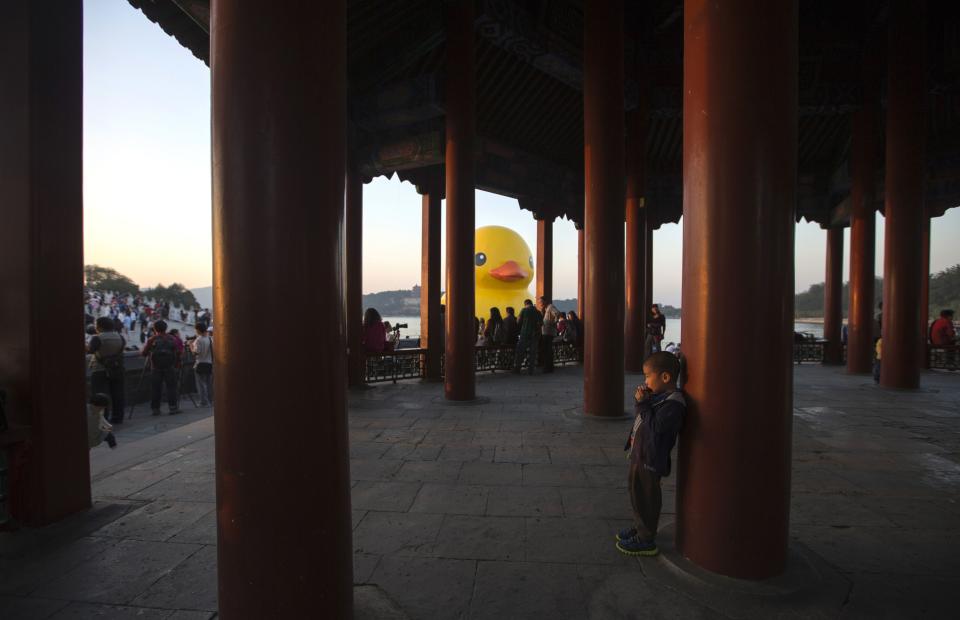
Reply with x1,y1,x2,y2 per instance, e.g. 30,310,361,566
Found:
421,187,443,381
346,165,364,387
920,215,931,369
211,2,353,617
625,110,649,372
536,217,554,301
0,0,90,525
847,100,879,374
444,0,476,400
583,0,626,416
880,0,926,389
823,227,844,364
678,0,797,579
577,226,585,318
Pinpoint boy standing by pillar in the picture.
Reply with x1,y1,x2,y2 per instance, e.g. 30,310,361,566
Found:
617,352,686,556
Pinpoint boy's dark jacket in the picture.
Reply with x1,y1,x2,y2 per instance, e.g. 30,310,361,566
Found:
624,391,686,477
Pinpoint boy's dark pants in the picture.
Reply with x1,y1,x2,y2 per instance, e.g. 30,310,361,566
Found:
628,462,662,542
151,368,178,411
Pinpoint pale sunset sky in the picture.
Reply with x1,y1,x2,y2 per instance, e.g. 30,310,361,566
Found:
83,1,960,307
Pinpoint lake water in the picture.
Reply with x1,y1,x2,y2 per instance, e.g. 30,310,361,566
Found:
384,316,825,343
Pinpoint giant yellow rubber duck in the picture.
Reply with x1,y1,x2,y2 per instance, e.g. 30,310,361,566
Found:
442,225,535,319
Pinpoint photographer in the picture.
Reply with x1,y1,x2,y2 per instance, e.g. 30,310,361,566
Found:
362,308,387,353
87,317,126,424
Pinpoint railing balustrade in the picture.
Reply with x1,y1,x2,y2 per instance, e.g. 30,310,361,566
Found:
364,341,581,384
929,345,959,371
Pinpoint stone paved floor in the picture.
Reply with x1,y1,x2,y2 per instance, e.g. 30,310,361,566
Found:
1,365,959,619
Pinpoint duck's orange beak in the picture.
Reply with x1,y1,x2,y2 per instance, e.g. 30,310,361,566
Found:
489,260,528,282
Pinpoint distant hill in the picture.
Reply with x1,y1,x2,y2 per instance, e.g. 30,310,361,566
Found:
794,263,960,319
364,286,422,316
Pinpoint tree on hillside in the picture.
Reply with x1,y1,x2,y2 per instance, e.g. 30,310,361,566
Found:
794,263,960,319
144,282,198,309
928,265,960,315
84,265,139,296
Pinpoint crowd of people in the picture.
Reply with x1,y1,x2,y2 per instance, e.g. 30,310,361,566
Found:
359,297,681,381
84,290,215,449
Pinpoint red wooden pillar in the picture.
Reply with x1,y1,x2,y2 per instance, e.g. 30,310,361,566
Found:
880,0,926,389
823,227,844,364
421,184,443,381
536,217,554,301
920,215,931,369
847,101,880,374
444,0,476,400
678,0,797,579
583,0,626,416
577,225,585,319
210,2,353,617
0,0,90,525
346,164,364,387
625,110,648,372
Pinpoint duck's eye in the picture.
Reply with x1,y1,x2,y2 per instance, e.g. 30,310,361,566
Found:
475,252,487,266
528,256,534,268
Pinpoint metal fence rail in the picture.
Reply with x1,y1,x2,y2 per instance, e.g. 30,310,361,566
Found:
361,341,960,383
364,341,582,384
929,345,959,371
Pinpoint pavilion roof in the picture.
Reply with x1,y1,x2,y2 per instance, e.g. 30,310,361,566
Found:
128,0,960,228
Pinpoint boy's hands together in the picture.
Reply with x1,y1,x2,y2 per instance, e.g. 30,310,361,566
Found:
635,385,652,402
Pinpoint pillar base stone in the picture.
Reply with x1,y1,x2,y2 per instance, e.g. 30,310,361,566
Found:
601,524,850,619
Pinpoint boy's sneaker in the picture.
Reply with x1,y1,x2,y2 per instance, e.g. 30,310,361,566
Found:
616,535,659,557
615,527,637,542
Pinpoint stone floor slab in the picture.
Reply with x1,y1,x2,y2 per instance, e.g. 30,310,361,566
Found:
428,515,525,561
409,483,489,515
352,511,444,556
469,560,586,620
485,485,563,517
393,460,464,483
34,539,201,605
458,462,522,486
370,556,476,620
128,472,215,503
47,602,173,619
131,545,218,611
351,481,422,512
92,469,179,500
92,501,215,542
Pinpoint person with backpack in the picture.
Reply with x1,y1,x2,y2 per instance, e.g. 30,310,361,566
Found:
87,317,127,424
142,319,181,415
